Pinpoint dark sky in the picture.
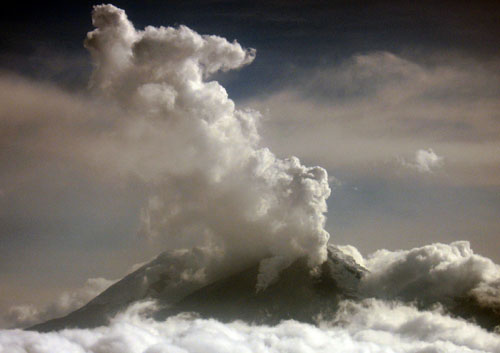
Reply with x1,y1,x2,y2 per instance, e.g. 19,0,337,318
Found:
1,0,499,94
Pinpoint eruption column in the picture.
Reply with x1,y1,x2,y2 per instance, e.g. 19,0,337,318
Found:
85,4,331,288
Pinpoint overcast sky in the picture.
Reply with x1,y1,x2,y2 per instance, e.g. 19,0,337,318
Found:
1,0,499,319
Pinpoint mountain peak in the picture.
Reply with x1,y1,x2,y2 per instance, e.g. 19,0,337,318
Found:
29,245,367,332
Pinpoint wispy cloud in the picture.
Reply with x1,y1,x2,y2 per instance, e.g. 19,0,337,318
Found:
245,51,500,186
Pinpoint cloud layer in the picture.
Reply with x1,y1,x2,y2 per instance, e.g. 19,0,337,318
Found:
2,300,500,353
246,51,500,186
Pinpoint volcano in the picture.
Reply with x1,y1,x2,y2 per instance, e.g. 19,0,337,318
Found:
29,244,500,333
29,245,367,332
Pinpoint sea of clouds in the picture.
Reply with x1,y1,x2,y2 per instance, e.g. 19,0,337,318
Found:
2,299,500,353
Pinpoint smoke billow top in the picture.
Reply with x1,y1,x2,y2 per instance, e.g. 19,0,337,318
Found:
82,4,330,289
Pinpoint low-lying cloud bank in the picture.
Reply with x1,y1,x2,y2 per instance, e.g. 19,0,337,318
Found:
359,241,500,310
2,300,500,353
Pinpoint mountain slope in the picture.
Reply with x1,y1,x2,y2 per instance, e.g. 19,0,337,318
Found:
28,243,500,332
29,248,217,331
29,245,366,331
156,246,366,324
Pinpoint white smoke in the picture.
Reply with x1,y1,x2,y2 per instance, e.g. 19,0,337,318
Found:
82,4,331,288
2,300,500,353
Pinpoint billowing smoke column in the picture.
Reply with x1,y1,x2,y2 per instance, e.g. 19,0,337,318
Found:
84,4,330,288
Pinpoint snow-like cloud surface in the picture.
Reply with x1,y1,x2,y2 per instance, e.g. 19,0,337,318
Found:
2,300,500,353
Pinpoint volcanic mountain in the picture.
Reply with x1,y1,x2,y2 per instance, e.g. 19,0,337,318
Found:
29,243,500,333
29,245,366,332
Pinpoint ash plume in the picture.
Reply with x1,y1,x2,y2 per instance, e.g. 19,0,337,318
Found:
83,4,331,288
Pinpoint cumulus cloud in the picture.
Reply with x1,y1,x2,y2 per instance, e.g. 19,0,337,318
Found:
413,148,443,172
0,278,115,329
399,148,443,173
2,300,500,353
359,241,500,312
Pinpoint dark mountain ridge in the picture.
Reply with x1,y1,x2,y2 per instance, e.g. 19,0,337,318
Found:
29,244,500,332
30,245,366,332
